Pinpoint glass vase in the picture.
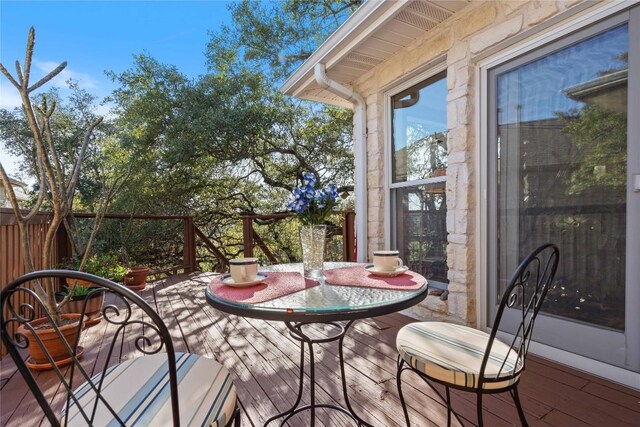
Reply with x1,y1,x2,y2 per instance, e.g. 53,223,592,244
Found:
299,224,327,280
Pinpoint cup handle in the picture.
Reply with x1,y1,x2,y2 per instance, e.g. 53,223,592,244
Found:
396,258,403,268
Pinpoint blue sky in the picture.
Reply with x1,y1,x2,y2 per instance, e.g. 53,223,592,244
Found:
1,0,234,177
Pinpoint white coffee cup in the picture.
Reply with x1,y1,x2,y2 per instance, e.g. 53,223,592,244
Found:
229,258,259,283
373,250,403,271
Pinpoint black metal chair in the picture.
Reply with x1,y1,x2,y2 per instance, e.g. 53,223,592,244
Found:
0,270,241,427
396,243,559,427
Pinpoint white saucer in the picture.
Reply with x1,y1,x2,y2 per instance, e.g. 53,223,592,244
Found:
221,273,268,288
365,265,409,277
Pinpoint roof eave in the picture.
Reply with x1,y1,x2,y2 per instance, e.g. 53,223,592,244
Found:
280,0,409,98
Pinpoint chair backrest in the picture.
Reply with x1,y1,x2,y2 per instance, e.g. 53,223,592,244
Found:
478,243,560,388
0,270,180,427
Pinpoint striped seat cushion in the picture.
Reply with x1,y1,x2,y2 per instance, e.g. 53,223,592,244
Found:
62,352,236,426
397,322,522,390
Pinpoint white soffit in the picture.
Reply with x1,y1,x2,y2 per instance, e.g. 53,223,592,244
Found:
280,0,469,108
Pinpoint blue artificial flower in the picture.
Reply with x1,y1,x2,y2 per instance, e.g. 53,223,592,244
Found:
324,184,339,202
294,203,305,213
288,174,340,224
303,184,315,200
303,172,316,187
315,189,327,208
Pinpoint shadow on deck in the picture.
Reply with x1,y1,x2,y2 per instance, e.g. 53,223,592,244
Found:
1,273,638,426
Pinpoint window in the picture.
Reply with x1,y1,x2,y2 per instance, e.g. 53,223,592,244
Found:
389,70,448,287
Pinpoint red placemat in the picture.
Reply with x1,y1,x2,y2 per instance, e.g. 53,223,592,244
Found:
324,265,426,290
208,272,319,304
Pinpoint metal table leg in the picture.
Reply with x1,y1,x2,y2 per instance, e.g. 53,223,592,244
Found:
263,320,374,427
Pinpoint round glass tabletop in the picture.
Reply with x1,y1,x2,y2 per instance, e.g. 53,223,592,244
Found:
205,262,429,322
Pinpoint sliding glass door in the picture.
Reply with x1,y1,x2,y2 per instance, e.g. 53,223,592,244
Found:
487,9,639,372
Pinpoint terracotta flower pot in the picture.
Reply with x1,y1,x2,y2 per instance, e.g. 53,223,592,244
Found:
125,266,149,289
431,168,446,177
56,290,105,327
17,313,83,365
65,277,95,288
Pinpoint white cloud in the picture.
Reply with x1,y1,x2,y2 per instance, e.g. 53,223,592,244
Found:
1,60,102,108
0,81,23,109
94,102,115,119
34,60,98,91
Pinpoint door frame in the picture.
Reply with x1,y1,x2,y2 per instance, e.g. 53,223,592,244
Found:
477,0,640,388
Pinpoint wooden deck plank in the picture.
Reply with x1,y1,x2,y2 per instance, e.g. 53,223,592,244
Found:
524,358,591,390
517,370,639,426
538,409,592,427
1,272,639,427
580,382,640,413
531,355,640,398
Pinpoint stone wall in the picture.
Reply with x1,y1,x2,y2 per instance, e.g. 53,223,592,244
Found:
353,0,591,325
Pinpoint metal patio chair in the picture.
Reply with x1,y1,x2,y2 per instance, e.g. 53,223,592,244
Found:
396,244,560,426
0,269,241,427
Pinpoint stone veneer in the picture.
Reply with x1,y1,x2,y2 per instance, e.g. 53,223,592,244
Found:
353,0,591,325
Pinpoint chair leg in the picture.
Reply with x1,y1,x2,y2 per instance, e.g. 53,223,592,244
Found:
477,393,484,427
511,386,528,427
445,386,452,427
234,407,241,427
396,358,411,427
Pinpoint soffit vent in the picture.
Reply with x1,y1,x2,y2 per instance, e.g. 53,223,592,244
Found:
395,1,454,31
407,1,453,23
340,60,374,71
345,52,383,66
395,10,437,31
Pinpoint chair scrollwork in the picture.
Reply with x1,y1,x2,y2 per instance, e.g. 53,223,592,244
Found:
0,269,179,427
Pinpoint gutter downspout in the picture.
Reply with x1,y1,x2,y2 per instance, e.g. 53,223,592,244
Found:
314,63,367,262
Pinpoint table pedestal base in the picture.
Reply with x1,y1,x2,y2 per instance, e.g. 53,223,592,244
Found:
264,320,374,427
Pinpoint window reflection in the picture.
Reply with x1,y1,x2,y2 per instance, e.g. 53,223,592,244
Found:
496,24,628,330
394,183,448,285
392,71,448,183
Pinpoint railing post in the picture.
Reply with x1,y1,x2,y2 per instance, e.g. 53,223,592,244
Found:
183,217,196,273
242,216,254,258
342,210,356,262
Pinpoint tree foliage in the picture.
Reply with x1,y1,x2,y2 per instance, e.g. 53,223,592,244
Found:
207,0,364,79
3,2,361,272
103,2,359,269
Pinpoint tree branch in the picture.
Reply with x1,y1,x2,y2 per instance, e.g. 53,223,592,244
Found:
28,61,67,93
15,61,23,85
22,27,35,89
66,116,103,200
37,98,66,197
21,157,47,222
0,63,21,90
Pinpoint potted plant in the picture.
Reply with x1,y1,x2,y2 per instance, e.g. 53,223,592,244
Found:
59,255,127,284
55,284,105,328
16,312,84,370
57,254,125,327
124,266,150,291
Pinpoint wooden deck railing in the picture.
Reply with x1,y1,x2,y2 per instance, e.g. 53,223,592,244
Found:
241,210,356,263
0,209,208,292
1,208,357,293
1,208,68,293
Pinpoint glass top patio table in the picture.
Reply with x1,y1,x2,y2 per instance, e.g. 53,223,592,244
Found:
205,262,429,323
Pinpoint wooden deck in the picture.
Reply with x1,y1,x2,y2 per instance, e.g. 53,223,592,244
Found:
1,273,639,426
